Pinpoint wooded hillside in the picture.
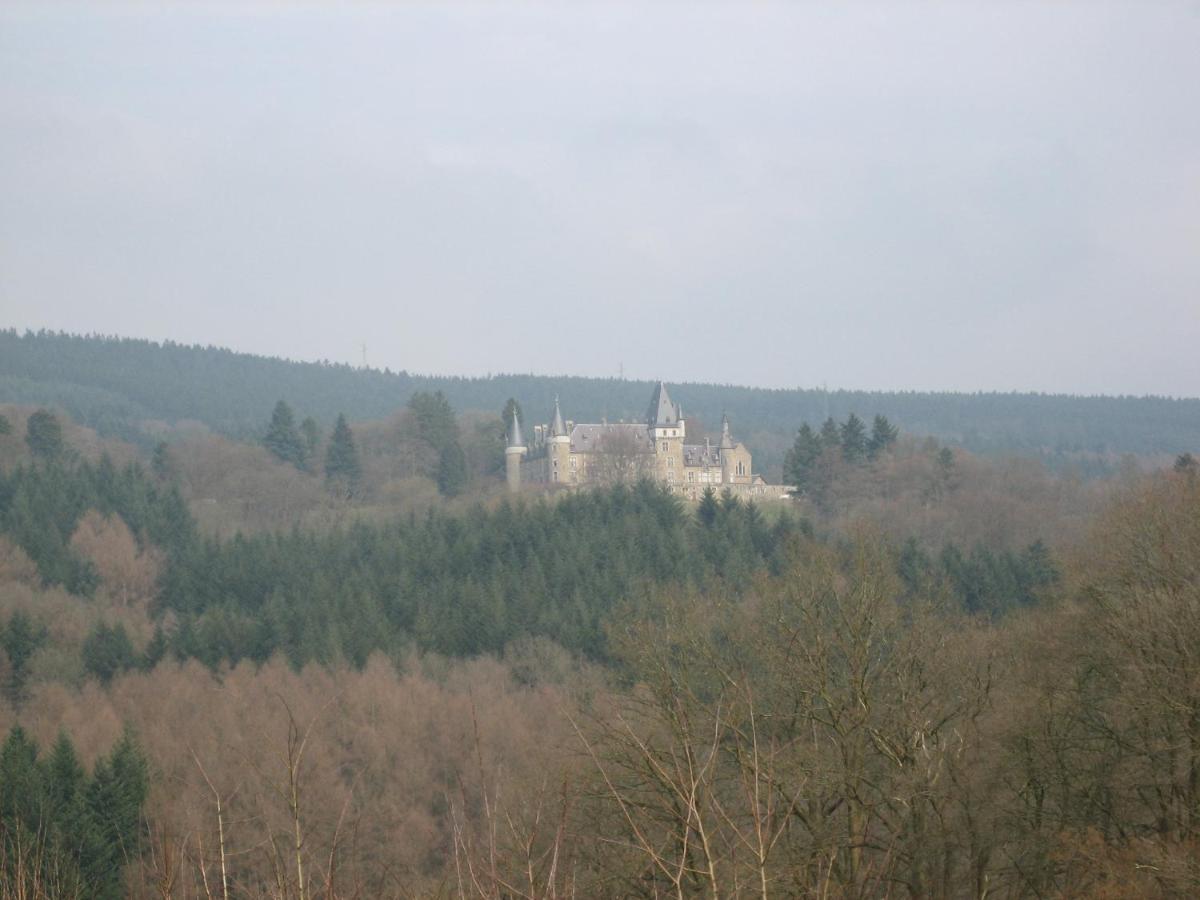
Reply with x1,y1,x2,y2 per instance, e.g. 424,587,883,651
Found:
3,330,1197,476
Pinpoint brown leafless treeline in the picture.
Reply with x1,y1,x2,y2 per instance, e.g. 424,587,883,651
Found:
575,470,1200,897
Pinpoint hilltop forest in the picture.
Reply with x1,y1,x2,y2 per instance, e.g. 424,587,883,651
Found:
3,329,1199,477
0,338,1198,897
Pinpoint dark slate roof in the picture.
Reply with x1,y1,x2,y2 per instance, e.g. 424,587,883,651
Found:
683,443,723,467
646,381,680,426
569,423,652,453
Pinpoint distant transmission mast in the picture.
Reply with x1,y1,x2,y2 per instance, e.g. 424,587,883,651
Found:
361,343,368,369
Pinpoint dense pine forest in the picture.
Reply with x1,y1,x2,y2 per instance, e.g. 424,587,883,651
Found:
3,330,1198,476
1,356,1199,896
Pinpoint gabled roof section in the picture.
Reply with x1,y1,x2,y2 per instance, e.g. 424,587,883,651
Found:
683,442,722,467
646,381,680,427
570,422,652,453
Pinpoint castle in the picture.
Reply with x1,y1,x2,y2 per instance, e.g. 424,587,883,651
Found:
505,382,773,500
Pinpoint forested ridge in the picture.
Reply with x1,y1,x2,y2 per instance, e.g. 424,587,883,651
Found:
3,330,1197,475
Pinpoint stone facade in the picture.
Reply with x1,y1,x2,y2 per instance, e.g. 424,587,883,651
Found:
506,382,777,500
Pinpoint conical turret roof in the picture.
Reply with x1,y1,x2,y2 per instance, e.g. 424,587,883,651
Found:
646,382,680,427
507,407,525,449
550,396,567,437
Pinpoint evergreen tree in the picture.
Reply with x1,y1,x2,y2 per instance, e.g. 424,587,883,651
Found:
697,486,719,527
867,414,899,460
437,441,468,497
141,625,168,671
44,731,85,819
784,423,823,493
81,622,137,684
324,413,361,495
0,725,41,826
819,416,841,448
1018,539,1059,604
85,727,148,899
151,441,175,481
300,416,322,464
409,391,459,453
1175,452,1198,475
896,537,934,599
936,446,958,495
0,413,11,435
25,408,64,459
263,400,306,468
839,413,868,462
1,611,47,705
0,723,149,899
719,488,741,518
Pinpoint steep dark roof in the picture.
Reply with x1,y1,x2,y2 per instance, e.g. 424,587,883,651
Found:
646,381,680,427
550,396,567,437
719,412,734,449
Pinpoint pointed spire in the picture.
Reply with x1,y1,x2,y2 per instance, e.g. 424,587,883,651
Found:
646,381,678,427
719,412,734,449
507,407,524,449
550,395,566,437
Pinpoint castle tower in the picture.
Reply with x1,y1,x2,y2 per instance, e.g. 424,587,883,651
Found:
548,396,571,485
646,382,685,489
505,407,527,493
719,412,734,485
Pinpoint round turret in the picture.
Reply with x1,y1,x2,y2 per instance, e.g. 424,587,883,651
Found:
505,408,527,493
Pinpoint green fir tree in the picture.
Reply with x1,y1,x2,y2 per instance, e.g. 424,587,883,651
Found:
784,423,823,493
25,409,64,460
263,400,306,468
839,413,868,462
324,413,362,495
437,441,468,497
867,415,899,460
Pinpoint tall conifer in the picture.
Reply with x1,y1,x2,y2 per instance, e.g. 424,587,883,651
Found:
263,400,306,468
840,413,868,462
324,413,362,495
25,409,64,459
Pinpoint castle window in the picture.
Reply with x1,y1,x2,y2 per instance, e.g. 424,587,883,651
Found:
667,456,674,467
661,441,668,452
688,471,694,482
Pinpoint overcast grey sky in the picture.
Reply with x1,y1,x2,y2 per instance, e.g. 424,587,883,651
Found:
2,2,1197,395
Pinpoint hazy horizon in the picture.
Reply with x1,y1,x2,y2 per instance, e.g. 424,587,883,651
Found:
3,2,1198,396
